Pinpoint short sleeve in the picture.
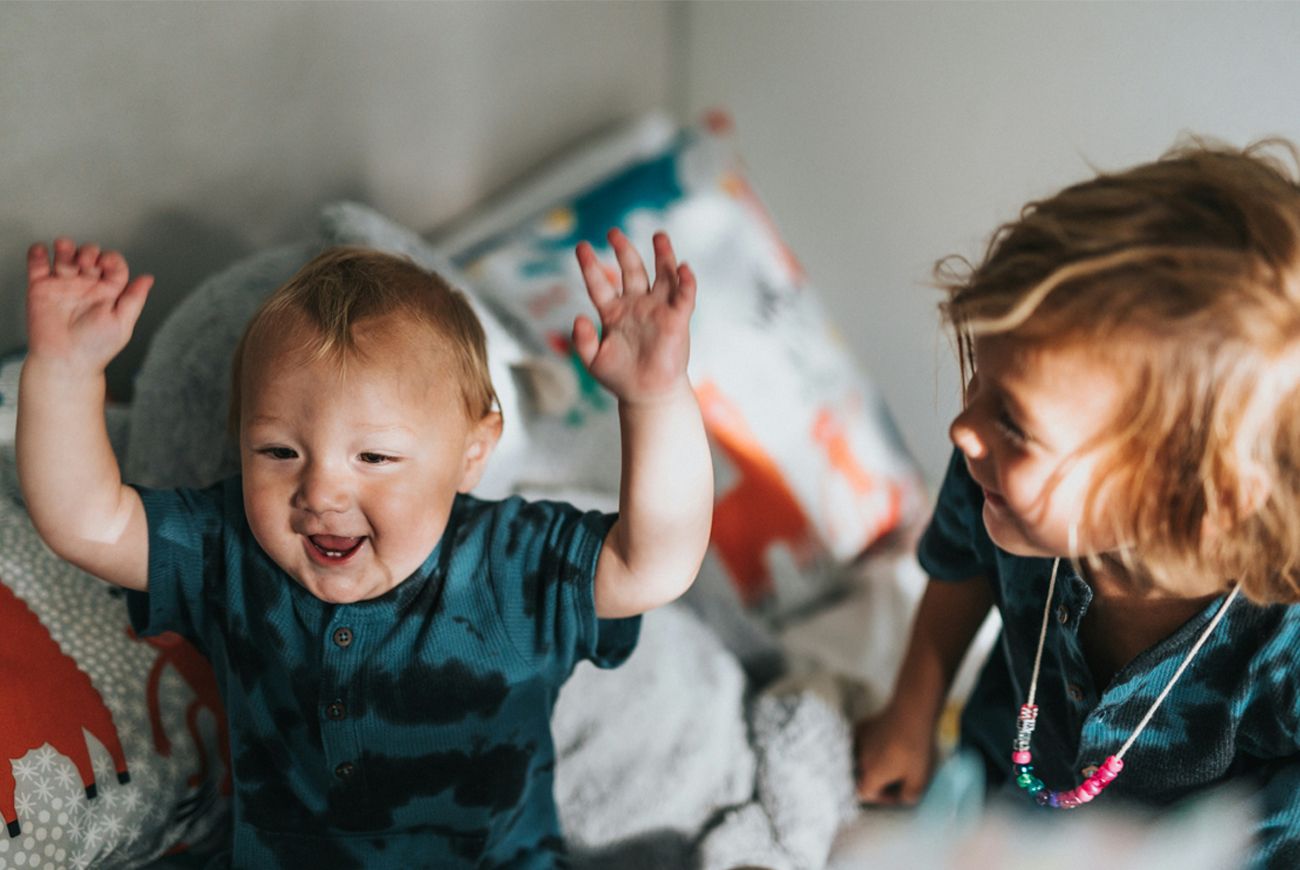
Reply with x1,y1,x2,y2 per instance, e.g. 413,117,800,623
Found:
124,479,233,650
484,497,640,677
917,448,996,581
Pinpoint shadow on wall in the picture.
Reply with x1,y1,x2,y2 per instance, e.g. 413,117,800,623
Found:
104,211,252,403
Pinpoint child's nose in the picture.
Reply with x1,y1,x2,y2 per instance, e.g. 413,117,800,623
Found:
294,462,350,514
949,408,987,460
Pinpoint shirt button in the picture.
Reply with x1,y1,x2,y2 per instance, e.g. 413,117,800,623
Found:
1081,764,1100,778
332,627,354,648
1056,604,1070,625
334,761,355,780
325,700,347,721
1067,683,1085,702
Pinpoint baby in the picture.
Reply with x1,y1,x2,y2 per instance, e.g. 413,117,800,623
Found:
855,139,1300,868
17,230,712,867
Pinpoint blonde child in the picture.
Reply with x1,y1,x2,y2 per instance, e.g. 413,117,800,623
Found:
17,230,712,867
855,140,1300,868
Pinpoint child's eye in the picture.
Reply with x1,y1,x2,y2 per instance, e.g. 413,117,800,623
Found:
995,412,1029,445
359,452,396,465
259,446,298,461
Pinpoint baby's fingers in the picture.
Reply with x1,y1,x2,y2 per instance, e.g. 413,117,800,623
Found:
576,241,617,311
670,263,697,313
99,251,131,289
651,232,678,294
27,243,51,283
52,237,78,277
76,244,102,280
571,314,600,370
609,228,649,294
114,273,154,325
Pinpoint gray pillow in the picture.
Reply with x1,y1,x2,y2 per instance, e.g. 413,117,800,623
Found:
124,242,321,489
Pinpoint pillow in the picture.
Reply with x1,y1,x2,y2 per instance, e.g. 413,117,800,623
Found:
125,214,531,501
2,352,130,507
124,242,320,489
0,475,229,868
440,111,926,668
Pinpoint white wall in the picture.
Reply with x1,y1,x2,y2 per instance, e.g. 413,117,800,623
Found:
0,1,674,399
681,1,1300,484
8,1,1300,485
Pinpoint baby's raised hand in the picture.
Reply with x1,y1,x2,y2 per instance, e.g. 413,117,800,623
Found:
573,229,695,404
26,239,153,373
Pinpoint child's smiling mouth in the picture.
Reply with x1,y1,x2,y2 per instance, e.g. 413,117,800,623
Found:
306,534,366,566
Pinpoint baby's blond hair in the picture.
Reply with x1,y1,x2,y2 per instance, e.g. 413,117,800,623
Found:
939,138,1300,603
229,246,499,434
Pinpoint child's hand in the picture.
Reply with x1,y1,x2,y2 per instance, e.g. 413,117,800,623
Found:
854,706,938,806
25,238,153,373
573,229,695,404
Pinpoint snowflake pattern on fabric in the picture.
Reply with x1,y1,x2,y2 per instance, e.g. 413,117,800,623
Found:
0,493,228,868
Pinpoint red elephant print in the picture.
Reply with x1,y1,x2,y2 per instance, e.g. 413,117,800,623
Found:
129,629,231,796
0,581,129,837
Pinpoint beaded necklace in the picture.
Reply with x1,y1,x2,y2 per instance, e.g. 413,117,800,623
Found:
1012,556,1241,809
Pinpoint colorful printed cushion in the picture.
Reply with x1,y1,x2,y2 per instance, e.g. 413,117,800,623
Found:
0,482,229,868
440,112,926,660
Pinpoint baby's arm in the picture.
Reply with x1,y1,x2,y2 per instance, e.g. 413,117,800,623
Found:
16,239,153,591
574,229,713,619
855,575,992,804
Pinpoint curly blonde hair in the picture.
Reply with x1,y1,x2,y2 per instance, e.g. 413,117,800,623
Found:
229,246,499,433
938,138,1300,603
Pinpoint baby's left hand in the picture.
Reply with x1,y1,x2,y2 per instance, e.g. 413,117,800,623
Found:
573,229,696,404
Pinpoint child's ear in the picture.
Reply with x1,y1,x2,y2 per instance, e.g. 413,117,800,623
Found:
456,411,503,493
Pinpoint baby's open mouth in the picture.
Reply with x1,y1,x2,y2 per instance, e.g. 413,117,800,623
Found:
308,535,366,562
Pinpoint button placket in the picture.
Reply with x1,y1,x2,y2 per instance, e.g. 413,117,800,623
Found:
322,615,364,795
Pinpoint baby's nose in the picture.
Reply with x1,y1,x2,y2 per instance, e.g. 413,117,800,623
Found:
294,463,350,514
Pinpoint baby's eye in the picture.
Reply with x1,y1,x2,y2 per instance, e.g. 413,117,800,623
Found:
259,446,298,461
359,452,396,465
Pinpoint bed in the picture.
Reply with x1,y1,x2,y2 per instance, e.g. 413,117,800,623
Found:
0,112,935,869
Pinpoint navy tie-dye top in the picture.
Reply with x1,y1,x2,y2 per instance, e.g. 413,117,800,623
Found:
127,476,640,869
919,449,1300,869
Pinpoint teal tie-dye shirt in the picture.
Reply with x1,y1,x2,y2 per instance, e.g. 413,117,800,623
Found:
127,476,640,869
920,449,1300,869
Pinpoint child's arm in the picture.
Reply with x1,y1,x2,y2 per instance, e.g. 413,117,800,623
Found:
16,239,153,591
574,229,713,619
855,575,993,804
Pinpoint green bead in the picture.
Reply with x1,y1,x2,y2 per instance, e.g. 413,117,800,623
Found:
1016,773,1035,788
1027,778,1045,794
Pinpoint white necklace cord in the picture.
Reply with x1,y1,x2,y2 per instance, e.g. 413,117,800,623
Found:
1115,582,1242,759
1025,556,1061,709
1025,556,1241,759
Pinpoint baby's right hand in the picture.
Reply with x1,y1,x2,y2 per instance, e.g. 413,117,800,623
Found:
25,238,152,373
853,705,938,806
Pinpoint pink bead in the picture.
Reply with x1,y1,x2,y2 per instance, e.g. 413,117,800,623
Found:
1096,769,1117,784
1059,793,1080,809
1102,756,1124,774
1012,751,1032,765
1083,779,1103,796
1075,788,1095,803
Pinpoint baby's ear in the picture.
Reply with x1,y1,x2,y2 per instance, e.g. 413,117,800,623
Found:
457,411,504,493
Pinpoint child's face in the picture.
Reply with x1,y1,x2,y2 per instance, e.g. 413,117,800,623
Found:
949,336,1125,559
239,318,498,604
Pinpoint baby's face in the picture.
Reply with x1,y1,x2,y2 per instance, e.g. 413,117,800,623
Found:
948,336,1125,560
239,319,496,603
